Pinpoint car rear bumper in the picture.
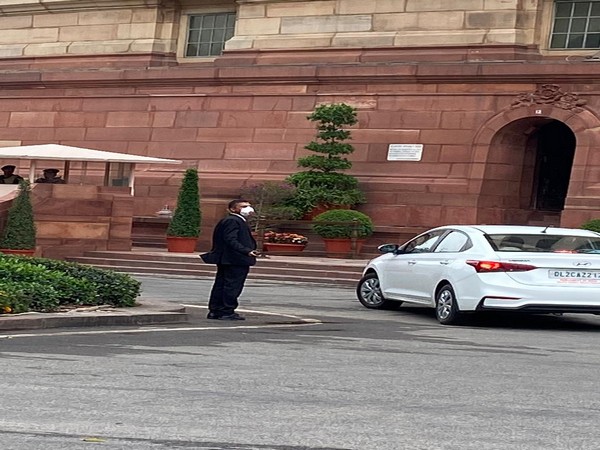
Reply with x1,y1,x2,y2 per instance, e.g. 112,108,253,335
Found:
476,301,600,314
456,273,600,312
477,289,600,312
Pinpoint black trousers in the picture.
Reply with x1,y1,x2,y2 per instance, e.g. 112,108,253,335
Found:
208,264,250,315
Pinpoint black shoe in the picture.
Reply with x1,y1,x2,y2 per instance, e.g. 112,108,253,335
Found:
207,312,221,320
218,313,246,321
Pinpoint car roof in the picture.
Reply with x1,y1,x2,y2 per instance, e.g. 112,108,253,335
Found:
433,225,600,237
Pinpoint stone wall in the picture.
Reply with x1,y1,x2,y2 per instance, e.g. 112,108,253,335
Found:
0,0,599,248
229,0,542,51
0,0,177,60
31,184,134,258
1,52,599,237
0,0,548,60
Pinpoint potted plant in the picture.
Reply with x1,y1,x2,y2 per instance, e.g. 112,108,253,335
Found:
262,231,308,253
166,168,201,253
0,180,37,256
312,209,373,257
286,103,366,219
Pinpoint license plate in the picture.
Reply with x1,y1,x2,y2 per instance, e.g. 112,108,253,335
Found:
549,270,600,283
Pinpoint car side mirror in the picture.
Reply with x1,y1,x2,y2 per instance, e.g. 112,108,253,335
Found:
378,243,400,254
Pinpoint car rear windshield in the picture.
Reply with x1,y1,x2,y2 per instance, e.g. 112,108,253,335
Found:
486,234,600,253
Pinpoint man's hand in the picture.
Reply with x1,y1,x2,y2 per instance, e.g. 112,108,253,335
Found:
249,250,260,257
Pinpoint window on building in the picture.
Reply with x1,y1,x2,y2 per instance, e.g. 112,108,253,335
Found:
185,12,235,57
550,1,600,49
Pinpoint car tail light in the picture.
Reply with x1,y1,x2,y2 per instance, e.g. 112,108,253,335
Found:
466,260,537,273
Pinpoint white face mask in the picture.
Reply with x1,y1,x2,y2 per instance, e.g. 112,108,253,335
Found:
239,206,255,217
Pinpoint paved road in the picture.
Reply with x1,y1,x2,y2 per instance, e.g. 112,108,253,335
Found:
1,275,600,449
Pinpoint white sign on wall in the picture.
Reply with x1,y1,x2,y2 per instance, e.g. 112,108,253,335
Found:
387,144,423,161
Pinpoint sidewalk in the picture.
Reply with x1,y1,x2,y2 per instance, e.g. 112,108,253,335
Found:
0,254,368,332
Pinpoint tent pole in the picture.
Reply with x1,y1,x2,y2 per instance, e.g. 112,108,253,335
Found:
82,161,88,185
29,161,36,182
129,164,136,196
103,162,110,186
64,161,70,183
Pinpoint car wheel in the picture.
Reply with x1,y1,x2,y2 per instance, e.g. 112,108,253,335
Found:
356,273,402,310
435,284,462,325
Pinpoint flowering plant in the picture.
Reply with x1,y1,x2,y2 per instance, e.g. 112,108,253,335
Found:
263,231,308,245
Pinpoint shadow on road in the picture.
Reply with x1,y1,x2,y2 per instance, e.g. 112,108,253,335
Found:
395,306,600,331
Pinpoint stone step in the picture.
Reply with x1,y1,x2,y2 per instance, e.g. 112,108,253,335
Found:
132,237,167,248
68,261,359,286
75,250,368,270
70,256,362,279
68,250,367,286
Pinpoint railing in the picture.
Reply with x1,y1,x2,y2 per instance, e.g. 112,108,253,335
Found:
253,218,364,258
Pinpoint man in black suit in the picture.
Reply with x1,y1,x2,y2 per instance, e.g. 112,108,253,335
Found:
205,199,259,321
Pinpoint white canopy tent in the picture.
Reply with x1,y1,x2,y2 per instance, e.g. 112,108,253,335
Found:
0,144,181,194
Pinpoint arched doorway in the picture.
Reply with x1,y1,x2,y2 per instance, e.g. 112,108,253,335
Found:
532,121,576,211
476,117,576,225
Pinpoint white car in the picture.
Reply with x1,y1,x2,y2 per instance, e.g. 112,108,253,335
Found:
356,225,600,325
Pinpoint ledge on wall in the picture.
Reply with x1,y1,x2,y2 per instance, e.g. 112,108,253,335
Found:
0,0,161,15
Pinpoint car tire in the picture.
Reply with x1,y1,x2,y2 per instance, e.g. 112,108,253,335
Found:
435,284,463,325
356,273,402,310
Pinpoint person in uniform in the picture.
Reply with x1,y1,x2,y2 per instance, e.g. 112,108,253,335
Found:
35,168,66,184
0,165,23,184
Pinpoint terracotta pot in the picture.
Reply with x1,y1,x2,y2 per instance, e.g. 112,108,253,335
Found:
0,249,35,257
263,243,306,253
322,238,365,258
166,236,198,253
302,204,351,221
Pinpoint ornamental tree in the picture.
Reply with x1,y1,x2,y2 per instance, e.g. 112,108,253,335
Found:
286,103,365,215
167,168,202,238
0,180,36,250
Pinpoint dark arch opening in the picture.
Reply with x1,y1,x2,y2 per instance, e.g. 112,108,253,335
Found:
477,118,576,225
531,121,576,211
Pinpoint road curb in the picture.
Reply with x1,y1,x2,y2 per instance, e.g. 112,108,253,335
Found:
0,301,188,332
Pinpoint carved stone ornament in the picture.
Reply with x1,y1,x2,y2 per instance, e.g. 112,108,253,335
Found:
511,84,587,111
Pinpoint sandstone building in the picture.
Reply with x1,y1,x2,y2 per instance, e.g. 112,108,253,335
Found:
0,0,599,245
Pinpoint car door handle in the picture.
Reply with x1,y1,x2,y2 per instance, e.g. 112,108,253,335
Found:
439,260,450,265
408,260,417,265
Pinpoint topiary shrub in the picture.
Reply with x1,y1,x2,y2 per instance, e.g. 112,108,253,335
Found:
167,168,201,238
581,219,600,233
0,180,36,250
286,103,366,216
286,172,365,214
312,209,374,239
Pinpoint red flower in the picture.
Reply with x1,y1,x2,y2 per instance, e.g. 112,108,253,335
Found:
263,231,308,245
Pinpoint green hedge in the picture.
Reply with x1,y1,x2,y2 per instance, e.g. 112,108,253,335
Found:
0,255,141,314
0,283,33,314
312,209,374,239
581,219,600,233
